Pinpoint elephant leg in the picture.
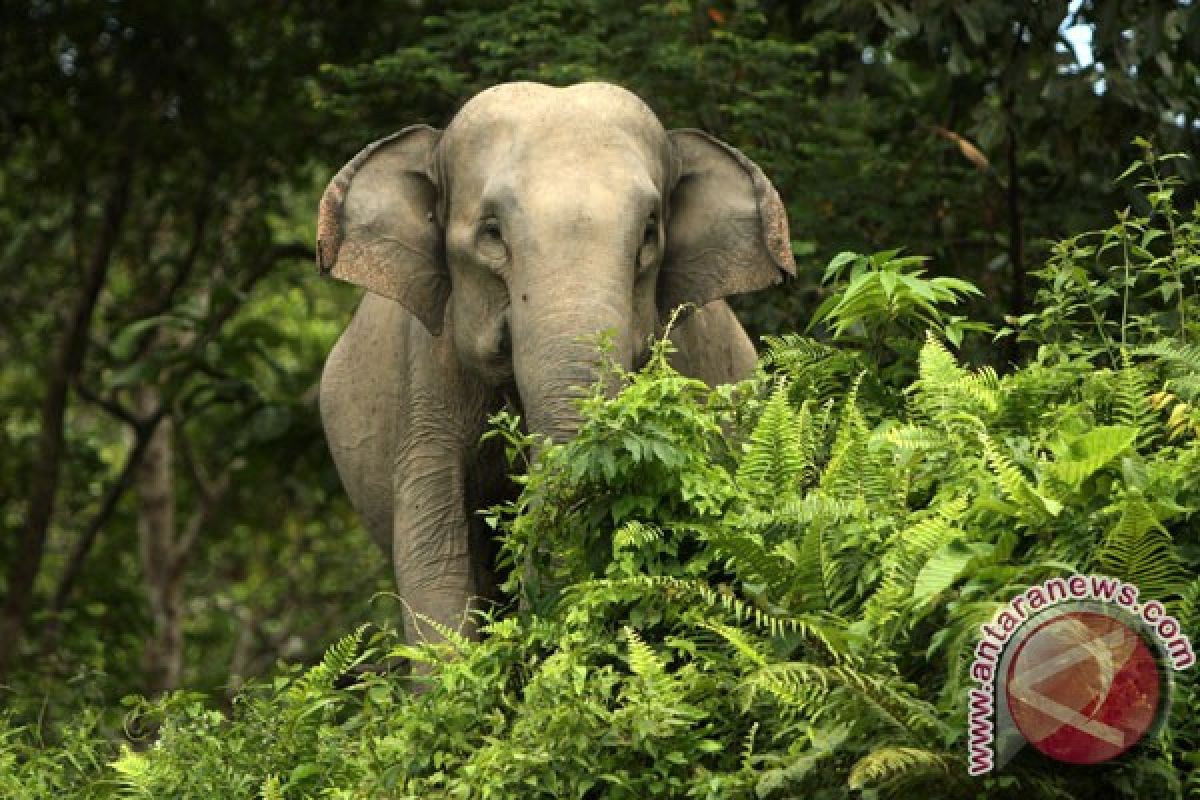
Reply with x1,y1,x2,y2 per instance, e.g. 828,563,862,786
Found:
392,318,494,647
668,300,760,386
393,442,479,643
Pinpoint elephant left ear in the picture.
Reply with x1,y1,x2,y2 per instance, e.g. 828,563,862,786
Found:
660,129,795,316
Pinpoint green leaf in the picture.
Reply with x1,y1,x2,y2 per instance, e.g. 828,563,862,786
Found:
913,540,991,601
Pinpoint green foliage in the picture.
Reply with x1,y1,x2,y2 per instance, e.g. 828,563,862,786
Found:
8,150,1198,797
1021,140,1200,361
811,249,988,348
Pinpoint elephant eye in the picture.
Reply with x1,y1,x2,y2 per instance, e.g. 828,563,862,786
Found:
482,217,502,237
637,214,660,275
643,215,659,243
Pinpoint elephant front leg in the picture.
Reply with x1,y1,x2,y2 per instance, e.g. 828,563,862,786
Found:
393,442,482,648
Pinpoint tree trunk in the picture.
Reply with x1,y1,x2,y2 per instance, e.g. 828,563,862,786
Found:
134,384,185,694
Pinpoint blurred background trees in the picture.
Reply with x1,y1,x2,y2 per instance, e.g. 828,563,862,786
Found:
1,0,1197,724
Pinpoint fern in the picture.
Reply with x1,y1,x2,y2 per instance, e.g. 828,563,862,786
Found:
612,520,664,550
791,513,853,614
820,376,890,503
1113,351,1159,443
563,575,852,658
703,622,769,670
261,774,283,800
625,627,668,682
1139,339,1200,403
737,381,812,496
881,422,944,455
1176,575,1200,629
406,612,473,654
1097,492,1189,599
703,526,793,595
744,662,942,738
292,625,368,695
112,746,171,799
846,746,954,790
979,429,1064,519
761,334,865,405
737,493,866,531
864,497,967,635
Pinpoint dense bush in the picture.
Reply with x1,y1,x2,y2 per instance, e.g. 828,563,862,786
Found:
3,153,1199,798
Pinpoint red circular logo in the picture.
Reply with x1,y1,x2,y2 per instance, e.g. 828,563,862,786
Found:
1005,610,1161,765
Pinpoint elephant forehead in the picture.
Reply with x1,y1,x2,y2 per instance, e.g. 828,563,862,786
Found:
444,82,666,154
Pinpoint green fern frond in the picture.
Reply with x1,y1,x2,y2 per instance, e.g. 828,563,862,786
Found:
820,376,882,501
932,599,1006,701
704,527,792,594
561,574,705,608
1139,340,1200,402
1112,353,1158,443
761,334,865,404
864,498,969,638
261,774,283,800
1175,576,1200,629
481,615,521,639
1097,492,1189,599
624,627,667,681
911,334,1001,424
700,584,826,642
407,612,472,654
612,520,664,550
703,621,769,669
847,746,954,790
979,431,1063,518
881,423,944,454
791,517,855,615
562,575,852,659
745,662,941,736
958,366,1002,412
912,334,965,420
294,625,367,695
113,741,192,796
739,492,867,532
742,722,759,771
737,381,812,496
917,333,963,385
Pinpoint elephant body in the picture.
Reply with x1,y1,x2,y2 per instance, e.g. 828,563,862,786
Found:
317,82,793,644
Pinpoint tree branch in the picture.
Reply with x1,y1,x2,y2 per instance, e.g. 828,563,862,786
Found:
73,379,142,429
0,154,135,678
46,406,167,619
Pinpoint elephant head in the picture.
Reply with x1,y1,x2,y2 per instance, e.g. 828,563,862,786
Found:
316,82,794,442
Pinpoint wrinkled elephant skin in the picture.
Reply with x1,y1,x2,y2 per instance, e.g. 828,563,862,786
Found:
317,82,794,647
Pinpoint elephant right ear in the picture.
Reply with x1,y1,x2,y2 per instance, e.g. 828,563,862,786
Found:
316,126,448,335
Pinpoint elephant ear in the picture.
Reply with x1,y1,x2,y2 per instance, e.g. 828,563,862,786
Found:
660,129,795,316
316,125,448,334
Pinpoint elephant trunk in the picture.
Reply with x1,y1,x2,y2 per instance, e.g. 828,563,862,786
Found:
510,272,633,444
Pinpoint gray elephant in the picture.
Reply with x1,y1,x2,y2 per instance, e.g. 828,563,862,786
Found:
317,82,793,646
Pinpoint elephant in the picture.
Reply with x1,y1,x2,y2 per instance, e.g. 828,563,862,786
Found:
316,82,794,647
